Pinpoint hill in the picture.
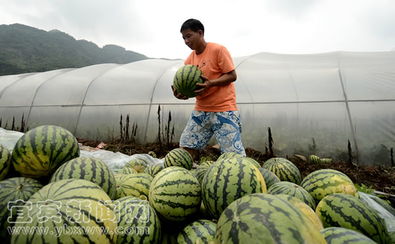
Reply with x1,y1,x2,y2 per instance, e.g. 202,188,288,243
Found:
0,23,148,75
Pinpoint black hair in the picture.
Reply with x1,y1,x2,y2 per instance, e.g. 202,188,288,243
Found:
180,19,204,33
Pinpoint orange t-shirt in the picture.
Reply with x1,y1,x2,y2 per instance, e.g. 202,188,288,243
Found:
184,42,237,112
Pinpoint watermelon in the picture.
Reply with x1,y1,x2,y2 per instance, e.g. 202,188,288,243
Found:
320,227,376,244
276,194,323,232
202,156,266,218
114,196,161,243
0,177,43,239
243,157,261,168
309,155,321,163
301,169,357,203
0,144,11,180
115,173,153,200
149,166,201,222
216,193,326,244
148,151,157,158
191,166,209,185
10,179,117,243
144,164,163,177
124,158,149,173
199,160,214,168
50,157,117,199
177,219,216,244
268,181,316,209
164,148,193,170
173,65,203,98
258,167,280,188
262,157,302,184
216,152,243,162
121,166,137,174
11,125,80,178
315,193,390,243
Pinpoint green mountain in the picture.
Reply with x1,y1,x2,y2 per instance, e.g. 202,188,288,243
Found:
0,23,148,75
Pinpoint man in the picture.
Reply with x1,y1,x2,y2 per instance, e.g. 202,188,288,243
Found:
172,18,246,159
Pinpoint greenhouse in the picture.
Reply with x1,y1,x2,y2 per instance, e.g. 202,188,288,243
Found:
0,51,394,166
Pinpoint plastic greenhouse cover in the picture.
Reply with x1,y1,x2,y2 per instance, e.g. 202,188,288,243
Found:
0,128,163,170
0,51,394,166
359,192,395,237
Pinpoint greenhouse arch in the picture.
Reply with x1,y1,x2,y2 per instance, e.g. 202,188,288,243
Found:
0,51,394,166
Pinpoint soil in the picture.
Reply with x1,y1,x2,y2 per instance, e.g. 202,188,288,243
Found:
77,138,395,197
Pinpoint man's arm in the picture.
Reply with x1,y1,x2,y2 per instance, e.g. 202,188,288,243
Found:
194,70,237,95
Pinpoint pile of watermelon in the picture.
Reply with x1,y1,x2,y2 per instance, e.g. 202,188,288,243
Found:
0,125,393,243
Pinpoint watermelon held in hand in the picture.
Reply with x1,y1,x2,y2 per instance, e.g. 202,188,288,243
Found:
11,125,80,179
173,65,204,98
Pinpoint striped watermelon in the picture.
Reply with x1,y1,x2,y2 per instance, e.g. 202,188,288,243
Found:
124,158,149,173
114,196,161,243
216,152,243,162
115,173,153,200
122,166,138,174
276,194,323,232
301,169,357,203
10,179,117,243
149,166,201,222
268,181,316,209
202,156,267,218
199,160,214,168
320,227,376,244
191,166,209,185
148,151,157,158
216,193,326,244
315,193,390,243
243,157,261,168
50,157,117,199
0,144,11,180
309,155,321,163
0,177,43,239
11,125,80,179
263,157,302,184
164,148,193,170
144,164,163,177
173,65,203,98
177,219,216,244
258,167,280,188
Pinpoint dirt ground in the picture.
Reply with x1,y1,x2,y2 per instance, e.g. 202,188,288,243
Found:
78,138,395,197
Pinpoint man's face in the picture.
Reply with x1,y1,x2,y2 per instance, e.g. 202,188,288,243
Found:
181,29,202,50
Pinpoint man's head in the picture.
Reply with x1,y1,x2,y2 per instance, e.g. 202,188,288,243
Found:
180,18,204,33
180,19,206,53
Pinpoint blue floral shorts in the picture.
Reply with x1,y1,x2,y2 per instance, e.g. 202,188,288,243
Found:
180,111,246,156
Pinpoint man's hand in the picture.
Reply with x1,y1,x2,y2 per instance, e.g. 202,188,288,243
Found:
194,75,212,95
171,85,188,100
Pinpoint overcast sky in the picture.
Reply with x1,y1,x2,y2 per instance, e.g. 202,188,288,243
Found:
1,0,395,59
